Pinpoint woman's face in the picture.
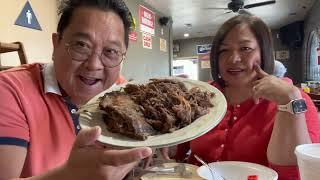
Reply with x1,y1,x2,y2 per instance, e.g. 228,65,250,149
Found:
218,24,261,87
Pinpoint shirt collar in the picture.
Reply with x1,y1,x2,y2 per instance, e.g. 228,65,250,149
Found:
42,63,62,96
42,63,118,97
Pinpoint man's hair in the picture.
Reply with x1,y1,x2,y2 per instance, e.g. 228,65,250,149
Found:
210,14,274,87
57,0,133,48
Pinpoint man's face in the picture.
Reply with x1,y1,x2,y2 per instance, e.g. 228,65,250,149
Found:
52,7,126,105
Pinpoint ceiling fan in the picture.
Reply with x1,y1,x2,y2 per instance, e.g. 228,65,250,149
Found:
204,0,276,13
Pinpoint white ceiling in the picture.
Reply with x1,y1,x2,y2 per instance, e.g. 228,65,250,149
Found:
143,0,316,40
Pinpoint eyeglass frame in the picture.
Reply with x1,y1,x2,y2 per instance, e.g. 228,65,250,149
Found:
64,41,126,68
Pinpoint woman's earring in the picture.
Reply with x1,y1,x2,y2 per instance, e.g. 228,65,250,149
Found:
218,74,221,78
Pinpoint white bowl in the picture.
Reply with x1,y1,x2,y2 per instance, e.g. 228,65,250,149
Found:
197,161,278,180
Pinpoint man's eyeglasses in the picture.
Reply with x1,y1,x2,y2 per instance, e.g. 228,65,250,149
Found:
65,40,125,68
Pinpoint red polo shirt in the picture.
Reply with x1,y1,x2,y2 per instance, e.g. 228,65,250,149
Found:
0,64,78,177
175,80,320,180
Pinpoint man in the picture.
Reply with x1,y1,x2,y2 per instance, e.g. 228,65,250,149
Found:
0,0,152,179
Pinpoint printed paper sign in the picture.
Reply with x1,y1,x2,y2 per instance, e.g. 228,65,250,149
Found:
199,53,211,69
15,1,42,30
197,44,212,54
139,5,155,36
275,50,290,60
198,54,210,61
142,33,152,49
129,32,137,41
201,60,211,69
160,38,167,52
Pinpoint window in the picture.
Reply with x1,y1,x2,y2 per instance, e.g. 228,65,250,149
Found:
306,30,320,80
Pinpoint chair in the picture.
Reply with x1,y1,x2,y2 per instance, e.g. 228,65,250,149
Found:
0,42,28,71
307,92,320,111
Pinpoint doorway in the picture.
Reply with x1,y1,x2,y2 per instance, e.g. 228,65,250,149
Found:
172,58,198,80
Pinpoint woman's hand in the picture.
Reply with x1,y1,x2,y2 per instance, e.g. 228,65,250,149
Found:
252,65,301,105
63,127,153,180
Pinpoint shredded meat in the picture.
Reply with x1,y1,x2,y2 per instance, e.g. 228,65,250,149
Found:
99,79,214,140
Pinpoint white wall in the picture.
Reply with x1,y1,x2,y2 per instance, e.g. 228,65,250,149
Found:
0,0,58,66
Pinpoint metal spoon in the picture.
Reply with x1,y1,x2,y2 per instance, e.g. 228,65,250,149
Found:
194,154,225,180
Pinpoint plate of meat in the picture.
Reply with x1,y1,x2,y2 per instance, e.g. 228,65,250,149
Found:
78,77,227,148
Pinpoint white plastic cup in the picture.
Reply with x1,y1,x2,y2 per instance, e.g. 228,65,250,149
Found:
295,143,320,180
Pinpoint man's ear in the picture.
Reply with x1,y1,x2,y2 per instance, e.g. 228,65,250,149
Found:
52,33,59,49
52,33,59,62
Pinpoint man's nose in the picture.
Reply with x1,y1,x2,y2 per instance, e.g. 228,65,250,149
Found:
85,52,104,71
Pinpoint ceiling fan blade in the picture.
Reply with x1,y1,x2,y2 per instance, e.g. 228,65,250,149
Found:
243,0,276,9
202,7,229,10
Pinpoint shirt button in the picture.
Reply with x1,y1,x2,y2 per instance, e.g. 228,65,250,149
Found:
220,144,225,148
77,125,81,130
225,129,228,132
71,109,77,114
233,116,237,120
236,104,240,108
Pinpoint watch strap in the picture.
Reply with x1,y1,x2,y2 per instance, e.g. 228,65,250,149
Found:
277,98,307,114
278,100,294,113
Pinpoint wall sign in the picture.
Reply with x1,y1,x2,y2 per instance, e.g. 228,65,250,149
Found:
160,38,167,52
197,44,212,54
201,61,211,69
173,43,180,53
275,50,290,60
199,54,211,69
129,32,137,41
142,33,152,49
15,1,42,30
139,5,155,36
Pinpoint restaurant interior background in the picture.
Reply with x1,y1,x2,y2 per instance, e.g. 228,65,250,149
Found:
1,0,320,107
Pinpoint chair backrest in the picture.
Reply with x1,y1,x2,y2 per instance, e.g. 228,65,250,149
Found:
307,92,320,111
0,42,28,71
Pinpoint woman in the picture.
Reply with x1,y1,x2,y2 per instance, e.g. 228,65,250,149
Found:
172,14,320,179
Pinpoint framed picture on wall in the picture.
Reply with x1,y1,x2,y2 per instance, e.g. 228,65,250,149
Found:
173,43,180,53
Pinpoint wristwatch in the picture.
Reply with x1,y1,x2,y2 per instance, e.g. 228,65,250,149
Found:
278,99,307,114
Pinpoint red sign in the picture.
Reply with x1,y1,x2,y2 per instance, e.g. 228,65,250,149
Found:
129,32,137,41
142,33,152,49
317,48,320,65
139,5,155,35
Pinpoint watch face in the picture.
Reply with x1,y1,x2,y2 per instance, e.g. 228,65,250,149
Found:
292,99,307,113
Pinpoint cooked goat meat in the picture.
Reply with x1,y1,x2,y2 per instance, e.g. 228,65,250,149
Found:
99,79,214,140
99,91,156,140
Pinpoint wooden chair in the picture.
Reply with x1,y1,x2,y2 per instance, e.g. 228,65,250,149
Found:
0,42,28,71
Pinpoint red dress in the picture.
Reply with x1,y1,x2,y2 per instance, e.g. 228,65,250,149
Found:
175,79,320,180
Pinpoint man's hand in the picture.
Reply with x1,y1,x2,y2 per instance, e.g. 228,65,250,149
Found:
63,126,153,180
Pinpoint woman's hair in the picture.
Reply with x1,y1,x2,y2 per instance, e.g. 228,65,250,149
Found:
210,14,274,87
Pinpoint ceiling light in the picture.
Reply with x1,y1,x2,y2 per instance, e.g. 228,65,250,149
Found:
184,33,189,37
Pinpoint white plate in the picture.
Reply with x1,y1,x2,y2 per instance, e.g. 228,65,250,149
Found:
197,161,278,180
140,163,202,180
79,77,227,148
